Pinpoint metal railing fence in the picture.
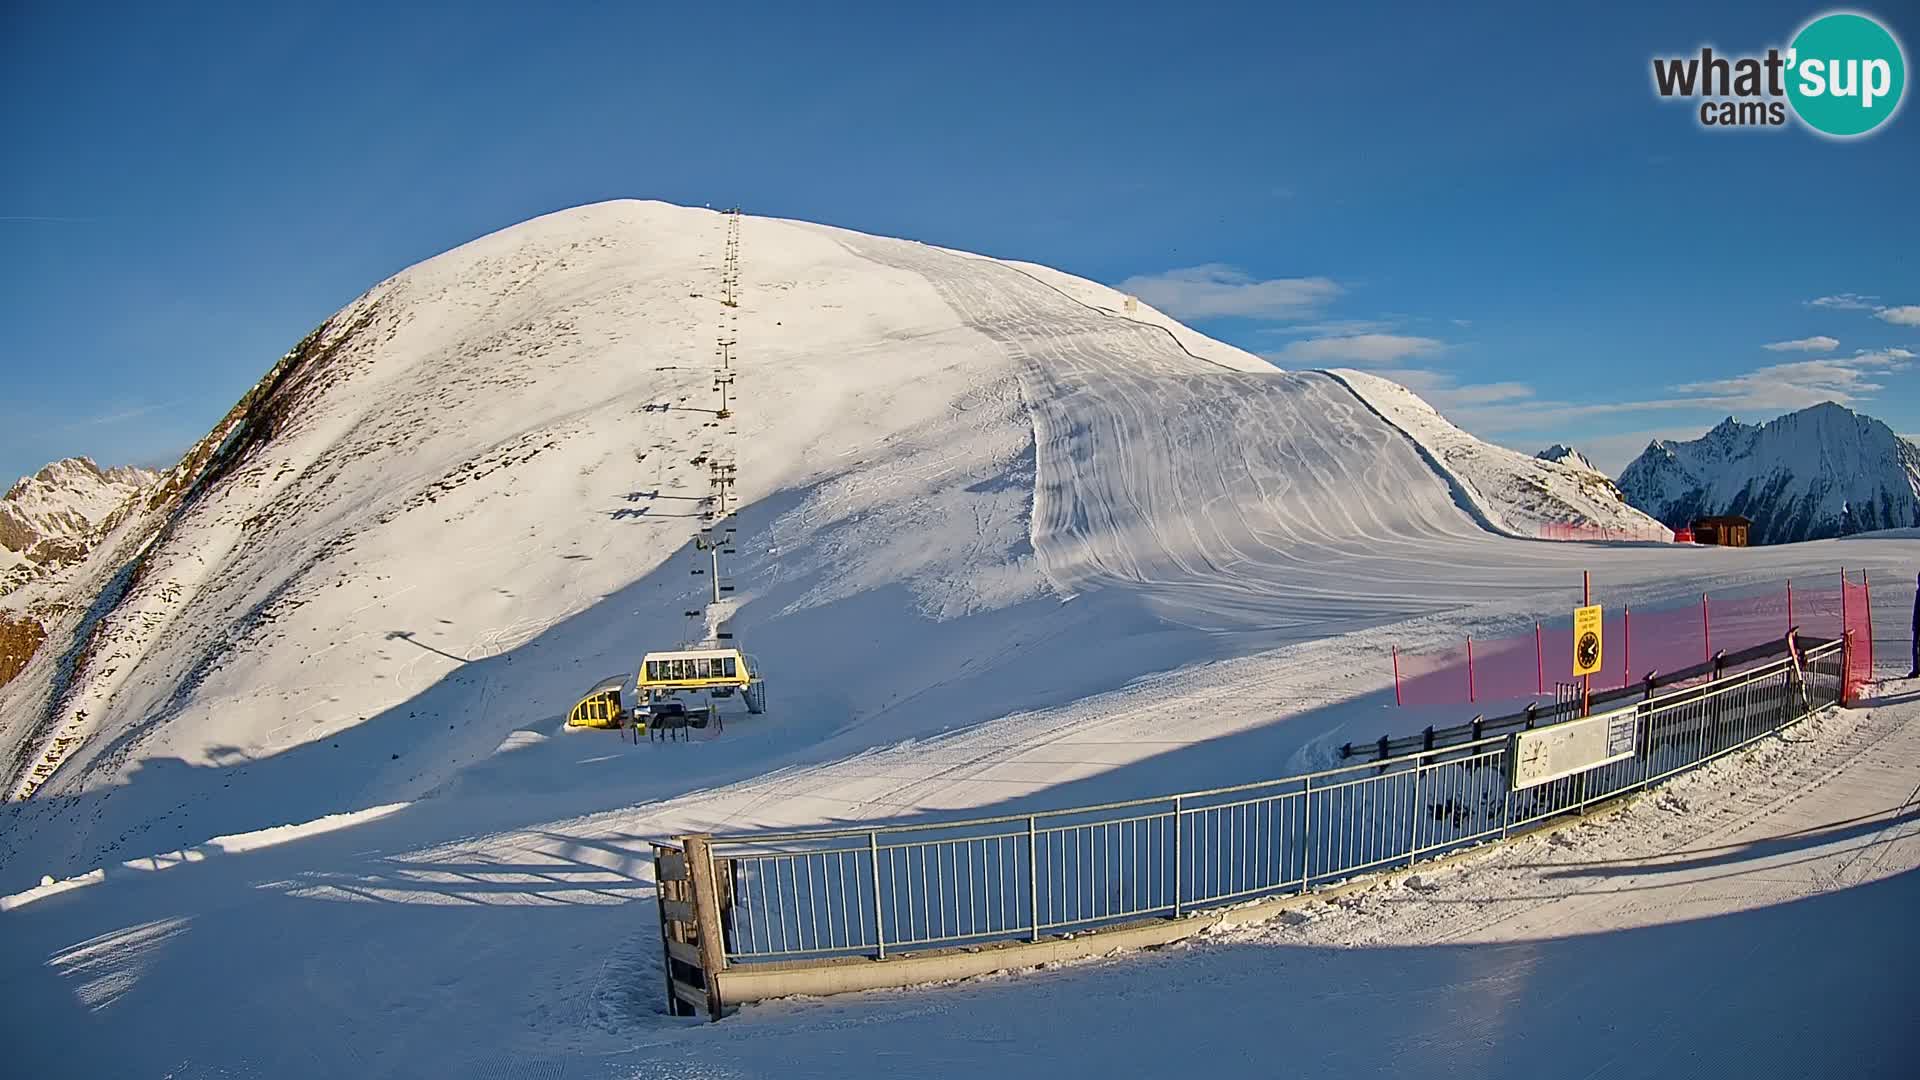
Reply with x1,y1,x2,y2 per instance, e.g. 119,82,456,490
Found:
696,637,1846,966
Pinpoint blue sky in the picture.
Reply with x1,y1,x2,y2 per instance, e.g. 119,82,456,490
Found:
3,0,1916,482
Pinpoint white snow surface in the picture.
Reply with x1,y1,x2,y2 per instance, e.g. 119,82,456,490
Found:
2,199,1919,1077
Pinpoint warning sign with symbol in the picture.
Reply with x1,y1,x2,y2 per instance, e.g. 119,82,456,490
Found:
1573,603,1604,676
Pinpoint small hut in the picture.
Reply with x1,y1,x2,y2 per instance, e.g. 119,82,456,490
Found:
1689,515,1752,547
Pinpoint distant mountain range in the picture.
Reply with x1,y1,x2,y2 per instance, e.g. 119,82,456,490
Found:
1535,444,1600,474
1617,402,1920,545
1,457,158,594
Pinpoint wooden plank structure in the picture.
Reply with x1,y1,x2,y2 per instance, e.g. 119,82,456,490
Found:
653,837,732,1020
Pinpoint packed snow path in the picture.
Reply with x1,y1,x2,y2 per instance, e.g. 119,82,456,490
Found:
5,684,1915,1078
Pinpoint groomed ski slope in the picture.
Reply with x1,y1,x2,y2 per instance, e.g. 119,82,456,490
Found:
2,201,1918,1077
0,199,1696,888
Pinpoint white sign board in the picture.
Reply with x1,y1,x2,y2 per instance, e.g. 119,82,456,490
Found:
1510,705,1639,790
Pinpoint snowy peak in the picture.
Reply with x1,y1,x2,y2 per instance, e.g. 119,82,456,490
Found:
1,198,1680,865
0,457,159,591
1535,444,1599,474
1618,402,1920,544
1333,371,1667,540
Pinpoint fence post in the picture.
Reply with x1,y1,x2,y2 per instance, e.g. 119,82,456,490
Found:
870,831,886,958
1467,635,1476,703
1171,797,1183,918
1863,570,1874,675
1702,592,1711,666
1536,622,1544,695
1378,735,1390,761
1300,776,1313,895
683,834,729,1020
1500,742,1514,840
1622,605,1631,690
1026,816,1040,941
1392,645,1402,706
1643,671,1657,701
1408,755,1423,867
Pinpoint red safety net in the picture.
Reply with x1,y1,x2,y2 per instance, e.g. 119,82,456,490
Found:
1393,575,1851,709
1842,573,1873,704
1536,521,1674,543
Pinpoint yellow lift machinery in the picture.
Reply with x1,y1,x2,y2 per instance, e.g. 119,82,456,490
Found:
565,675,629,730
564,647,766,740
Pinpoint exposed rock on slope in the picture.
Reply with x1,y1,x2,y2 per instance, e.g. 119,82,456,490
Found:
0,458,158,594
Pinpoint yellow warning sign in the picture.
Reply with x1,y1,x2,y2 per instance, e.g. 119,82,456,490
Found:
1573,604,1604,676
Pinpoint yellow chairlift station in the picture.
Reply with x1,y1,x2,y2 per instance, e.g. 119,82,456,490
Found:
565,675,629,730
638,647,766,714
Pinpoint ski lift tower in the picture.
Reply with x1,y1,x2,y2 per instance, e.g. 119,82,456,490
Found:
692,526,738,604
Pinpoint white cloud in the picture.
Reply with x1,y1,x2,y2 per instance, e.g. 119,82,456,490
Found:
1377,347,1915,460
1666,348,1913,411
58,400,178,431
1268,333,1446,366
1259,319,1399,337
1118,264,1341,320
1761,335,1839,352
1873,304,1920,326
1806,293,1879,310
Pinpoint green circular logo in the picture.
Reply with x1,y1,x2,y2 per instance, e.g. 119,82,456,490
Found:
1787,12,1906,137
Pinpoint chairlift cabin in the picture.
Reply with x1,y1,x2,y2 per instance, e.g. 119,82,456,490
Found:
637,647,767,715
564,675,629,730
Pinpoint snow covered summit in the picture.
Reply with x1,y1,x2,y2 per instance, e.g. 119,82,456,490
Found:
1536,444,1599,474
3,199,1663,885
0,457,157,595
1618,402,1920,544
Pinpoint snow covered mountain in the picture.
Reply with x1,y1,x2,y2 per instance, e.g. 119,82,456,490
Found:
1333,372,1668,540
0,199,1695,881
1536,443,1598,473
0,458,157,595
1618,403,1920,544
7,199,1920,1080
